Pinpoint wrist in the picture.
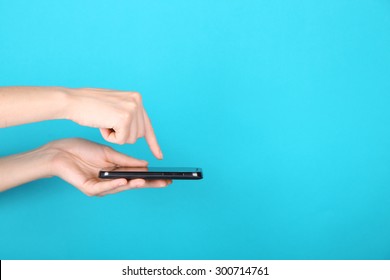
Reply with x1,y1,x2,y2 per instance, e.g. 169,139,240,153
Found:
51,87,75,121
33,144,61,178
0,144,59,192
40,140,75,178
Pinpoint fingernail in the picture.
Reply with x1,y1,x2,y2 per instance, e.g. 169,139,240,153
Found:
159,150,163,160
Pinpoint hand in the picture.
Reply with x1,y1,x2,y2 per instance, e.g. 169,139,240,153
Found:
64,88,163,159
46,138,171,196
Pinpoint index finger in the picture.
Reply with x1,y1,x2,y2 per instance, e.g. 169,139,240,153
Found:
143,110,163,159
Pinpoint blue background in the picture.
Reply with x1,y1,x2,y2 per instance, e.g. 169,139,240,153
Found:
1,0,390,259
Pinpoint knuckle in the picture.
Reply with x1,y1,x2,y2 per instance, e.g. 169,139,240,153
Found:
121,109,135,122
103,145,114,153
102,145,114,158
137,129,145,137
131,91,142,102
128,101,138,111
117,138,127,145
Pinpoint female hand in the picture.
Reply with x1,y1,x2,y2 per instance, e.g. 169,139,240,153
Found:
47,138,171,196
0,87,163,159
64,88,163,159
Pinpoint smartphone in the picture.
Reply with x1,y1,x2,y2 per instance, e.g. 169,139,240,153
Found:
99,167,203,180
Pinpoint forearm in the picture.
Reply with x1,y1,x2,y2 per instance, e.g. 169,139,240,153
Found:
0,145,56,192
0,86,70,127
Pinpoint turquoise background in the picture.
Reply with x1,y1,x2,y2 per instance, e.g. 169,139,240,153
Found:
1,0,390,259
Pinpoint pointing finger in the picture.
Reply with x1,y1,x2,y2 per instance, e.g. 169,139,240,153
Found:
143,110,163,159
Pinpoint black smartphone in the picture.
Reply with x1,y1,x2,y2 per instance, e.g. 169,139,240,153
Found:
99,167,203,180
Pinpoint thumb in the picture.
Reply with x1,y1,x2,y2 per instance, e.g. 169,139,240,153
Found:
99,127,128,145
92,178,128,196
100,128,114,143
104,146,148,167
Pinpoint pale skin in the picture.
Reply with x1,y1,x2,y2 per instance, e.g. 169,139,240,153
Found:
0,87,171,196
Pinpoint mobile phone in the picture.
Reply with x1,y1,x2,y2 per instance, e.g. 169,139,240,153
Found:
99,167,203,180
